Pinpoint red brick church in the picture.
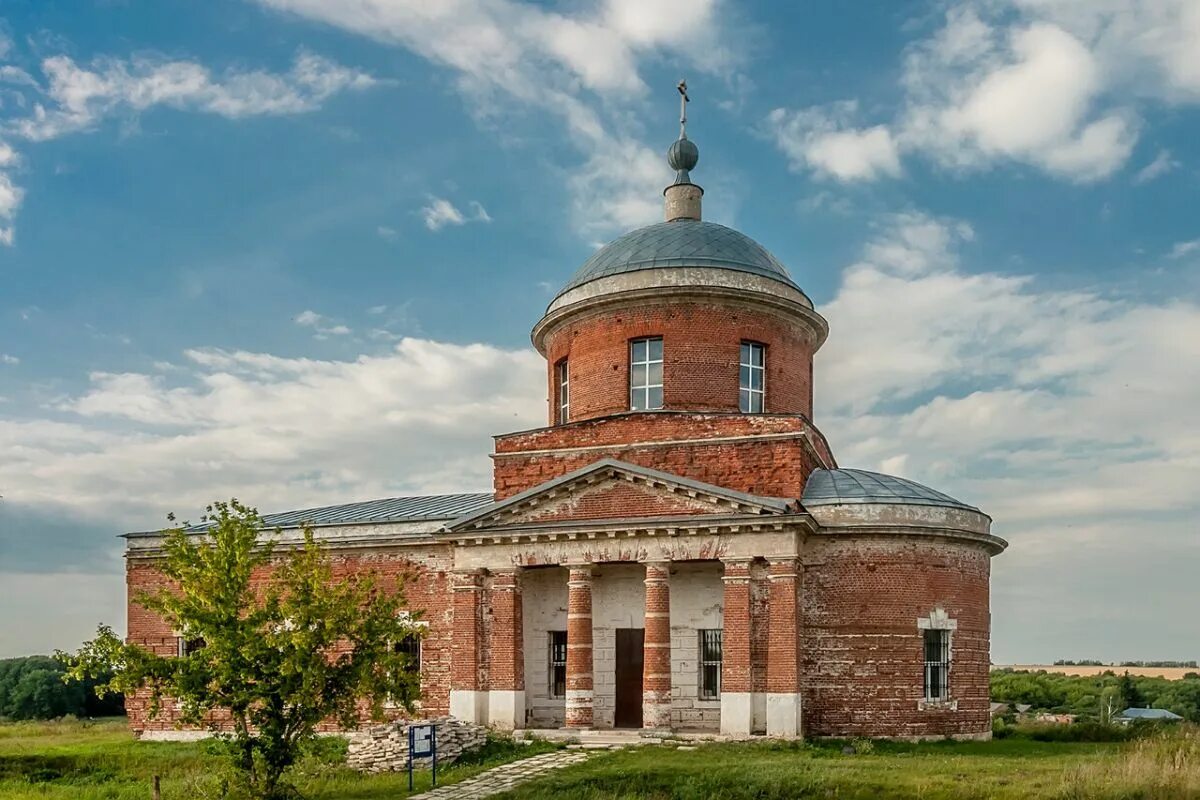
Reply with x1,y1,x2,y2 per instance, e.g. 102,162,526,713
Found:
125,97,1006,741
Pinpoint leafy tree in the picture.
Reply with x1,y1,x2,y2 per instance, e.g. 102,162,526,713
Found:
0,656,122,720
60,500,422,800
1118,672,1145,710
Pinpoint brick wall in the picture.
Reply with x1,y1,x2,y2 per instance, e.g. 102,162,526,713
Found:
124,545,455,734
493,413,833,500
800,536,992,738
542,300,816,425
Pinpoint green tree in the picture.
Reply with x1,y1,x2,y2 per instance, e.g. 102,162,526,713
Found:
60,500,422,800
1118,672,1144,710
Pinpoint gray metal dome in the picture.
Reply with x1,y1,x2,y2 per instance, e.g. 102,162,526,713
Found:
555,219,802,300
802,469,978,511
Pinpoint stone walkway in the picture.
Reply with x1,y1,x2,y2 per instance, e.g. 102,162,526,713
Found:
409,750,592,799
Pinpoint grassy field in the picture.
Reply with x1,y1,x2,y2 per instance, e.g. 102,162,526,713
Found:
3,719,1199,800
493,733,1200,800
0,717,557,799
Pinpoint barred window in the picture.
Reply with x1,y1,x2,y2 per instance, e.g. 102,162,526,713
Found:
699,629,723,700
549,631,567,698
394,634,422,672
739,342,765,413
923,629,950,701
176,636,206,658
630,337,664,411
557,359,570,424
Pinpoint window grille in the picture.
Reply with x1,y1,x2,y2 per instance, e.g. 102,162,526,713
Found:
394,634,422,672
699,629,723,699
630,337,664,410
176,636,206,658
549,631,567,698
739,342,766,413
557,359,570,424
923,628,950,700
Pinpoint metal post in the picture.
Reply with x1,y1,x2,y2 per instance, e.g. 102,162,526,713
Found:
407,726,414,792
152,775,161,800
431,725,438,787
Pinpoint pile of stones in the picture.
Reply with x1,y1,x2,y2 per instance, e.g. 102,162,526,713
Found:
346,717,489,773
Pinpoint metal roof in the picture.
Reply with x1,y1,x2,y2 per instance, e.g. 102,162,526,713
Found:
1118,708,1183,720
554,219,802,300
802,468,978,511
184,492,494,532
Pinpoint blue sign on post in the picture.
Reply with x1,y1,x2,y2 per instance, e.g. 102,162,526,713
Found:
407,724,438,791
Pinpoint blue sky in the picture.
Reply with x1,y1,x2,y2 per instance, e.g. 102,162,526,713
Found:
1,0,1198,663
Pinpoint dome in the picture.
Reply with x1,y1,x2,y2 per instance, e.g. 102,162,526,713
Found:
668,136,699,173
554,219,803,301
802,469,979,511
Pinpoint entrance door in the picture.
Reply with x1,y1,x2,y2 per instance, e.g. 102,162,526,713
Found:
614,628,644,728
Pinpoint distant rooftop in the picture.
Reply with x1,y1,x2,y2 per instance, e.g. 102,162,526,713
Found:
802,468,978,511
1118,708,1183,720
179,492,494,532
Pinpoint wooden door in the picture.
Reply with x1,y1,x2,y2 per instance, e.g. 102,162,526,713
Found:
614,628,644,728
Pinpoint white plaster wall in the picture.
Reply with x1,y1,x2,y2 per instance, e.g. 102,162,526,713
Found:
521,566,568,728
669,562,724,730
590,564,646,728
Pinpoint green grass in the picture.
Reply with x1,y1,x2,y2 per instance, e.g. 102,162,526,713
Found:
5,719,1199,800
0,718,558,799
490,735,1200,800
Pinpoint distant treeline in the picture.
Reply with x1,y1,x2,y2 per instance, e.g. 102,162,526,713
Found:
1053,659,1199,668
0,656,125,720
992,669,1200,722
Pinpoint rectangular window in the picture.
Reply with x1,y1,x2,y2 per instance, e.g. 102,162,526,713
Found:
176,636,205,658
394,634,422,672
739,342,766,413
630,337,664,411
699,629,723,700
557,359,570,424
923,629,950,701
549,631,568,698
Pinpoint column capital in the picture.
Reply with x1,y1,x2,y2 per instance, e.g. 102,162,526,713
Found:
721,557,754,583
451,568,485,590
642,560,670,585
765,556,802,580
489,573,523,592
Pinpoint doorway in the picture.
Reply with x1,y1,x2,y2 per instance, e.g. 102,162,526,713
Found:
614,628,644,728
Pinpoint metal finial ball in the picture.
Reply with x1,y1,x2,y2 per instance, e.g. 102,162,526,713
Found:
667,137,699,172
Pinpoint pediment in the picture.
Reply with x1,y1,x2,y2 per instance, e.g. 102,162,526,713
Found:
448,458,794,531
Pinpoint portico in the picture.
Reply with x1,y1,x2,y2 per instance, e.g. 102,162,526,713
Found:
443,461,812,737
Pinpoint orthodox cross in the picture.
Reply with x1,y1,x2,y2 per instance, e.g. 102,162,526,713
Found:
678,80,689,137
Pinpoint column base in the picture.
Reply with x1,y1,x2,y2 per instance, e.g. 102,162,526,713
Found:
449,690,488,725
766,692,802,738
565,688,594,729
720,692,754,736
487,690,525,730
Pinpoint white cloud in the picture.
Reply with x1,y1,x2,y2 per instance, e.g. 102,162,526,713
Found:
376,225,398,241
294,309,352,339
0,49,374,245
902,16,1138,181
6,50,375,142
1133,148,1180,184
420,197,491,231
251,0,735,236
816,211,1200,659
0,353,19,365
2,338,544,527
765,102,901,182
766,2,1200,183
1168,239,1200,259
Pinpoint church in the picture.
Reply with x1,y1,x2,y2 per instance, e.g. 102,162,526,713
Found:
125,90,1006,741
